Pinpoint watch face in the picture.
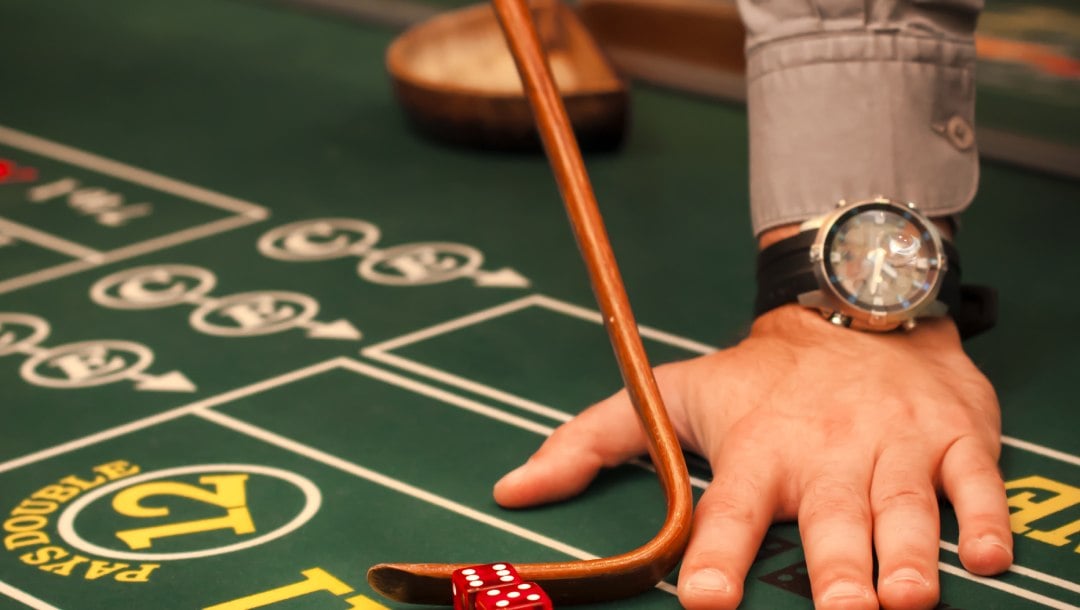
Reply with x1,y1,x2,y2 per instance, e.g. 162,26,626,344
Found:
822,202,943,313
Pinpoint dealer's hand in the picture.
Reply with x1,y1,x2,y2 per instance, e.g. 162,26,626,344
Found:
493,304,1013,610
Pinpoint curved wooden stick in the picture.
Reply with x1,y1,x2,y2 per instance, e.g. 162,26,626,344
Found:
367,0,693,603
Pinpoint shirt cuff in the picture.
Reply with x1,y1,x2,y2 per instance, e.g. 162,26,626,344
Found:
746,31,979,235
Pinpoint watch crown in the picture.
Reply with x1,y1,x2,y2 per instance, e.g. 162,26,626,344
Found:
809,244,824,263
826,312,852,327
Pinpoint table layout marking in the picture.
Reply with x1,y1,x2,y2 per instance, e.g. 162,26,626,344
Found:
0,579,61,610
55,464,321,562
193,408,596,561
937,563,1078,610
0,125,267,219
0,357,350,476
0,217,104,263
89,264,363,341
0,356,1072,608
0,125,270,296
257,218,530,288
939,541,1080,595
99,214,263,263
0,312,196,392
1003,436,1080,467
362,294,718,425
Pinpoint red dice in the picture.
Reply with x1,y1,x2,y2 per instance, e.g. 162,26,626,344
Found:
474,582,553,609
452,563,522,610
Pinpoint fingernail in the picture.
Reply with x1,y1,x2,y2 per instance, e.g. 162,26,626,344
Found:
685,568,731,593
975,535,1012,558
822,580,871,603
883,567,928,587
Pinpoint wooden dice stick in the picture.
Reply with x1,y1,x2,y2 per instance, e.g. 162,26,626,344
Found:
367,0,693,604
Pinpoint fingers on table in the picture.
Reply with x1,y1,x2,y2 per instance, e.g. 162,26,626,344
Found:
678,438,780,610
941,435,1014,575
493,388,647,508
871,446,941,610
799,466,879,610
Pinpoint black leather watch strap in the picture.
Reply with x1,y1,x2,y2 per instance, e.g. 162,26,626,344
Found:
753,230,817,317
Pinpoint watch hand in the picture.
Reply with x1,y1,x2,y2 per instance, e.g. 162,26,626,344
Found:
868,248,886,295
882,262,899,279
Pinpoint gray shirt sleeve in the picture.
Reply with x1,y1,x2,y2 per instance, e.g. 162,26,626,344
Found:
737,0,983,235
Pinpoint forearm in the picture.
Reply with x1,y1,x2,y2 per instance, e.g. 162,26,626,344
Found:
736,0,984,236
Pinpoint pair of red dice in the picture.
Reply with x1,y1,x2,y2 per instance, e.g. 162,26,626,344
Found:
451,563,553,610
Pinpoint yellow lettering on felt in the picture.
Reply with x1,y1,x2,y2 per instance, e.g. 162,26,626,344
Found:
112,474,255,550
32,485,80,503
1027,518,1080,551
1006,476,1080,534
39,554,89,577
11,499,60,516
203,567,355,610
59,473,107,491
94,460,140,481
3,531,49,551
19,546,67,566
114,563,160,583
3,515,47,533
83,560,130,580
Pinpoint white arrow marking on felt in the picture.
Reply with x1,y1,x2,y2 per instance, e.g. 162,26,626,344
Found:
472,267,531,288
303,319,362,341
132,370,197,393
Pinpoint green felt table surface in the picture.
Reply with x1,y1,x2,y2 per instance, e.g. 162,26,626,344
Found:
0,0,1077,609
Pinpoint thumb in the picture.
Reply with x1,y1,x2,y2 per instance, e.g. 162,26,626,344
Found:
494,387,649,508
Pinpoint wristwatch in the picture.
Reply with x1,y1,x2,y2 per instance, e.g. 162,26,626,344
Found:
754,197,997,338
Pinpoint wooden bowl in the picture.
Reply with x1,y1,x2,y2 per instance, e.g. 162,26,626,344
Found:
386,1,629,151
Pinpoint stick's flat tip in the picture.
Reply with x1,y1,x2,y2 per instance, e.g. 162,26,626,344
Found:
367,563,455,604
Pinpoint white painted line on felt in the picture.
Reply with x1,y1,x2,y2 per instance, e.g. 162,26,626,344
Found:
530,294,718,354
366,350,574,423
939,541,1080,596
362,293,717,428
1003,435,1080,467
362,352,712,490
336,358,555,437
193,408,597,559
0,357,352,474
0,579,61,610
937,562,1079,610
100,213,264,263
0,124,269,218
363,294,544,354
0,215,264,296
0,258,93,295
195,408,681,598
0,217,104,262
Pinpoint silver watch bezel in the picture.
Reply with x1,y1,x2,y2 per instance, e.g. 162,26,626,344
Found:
797,197,949,332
